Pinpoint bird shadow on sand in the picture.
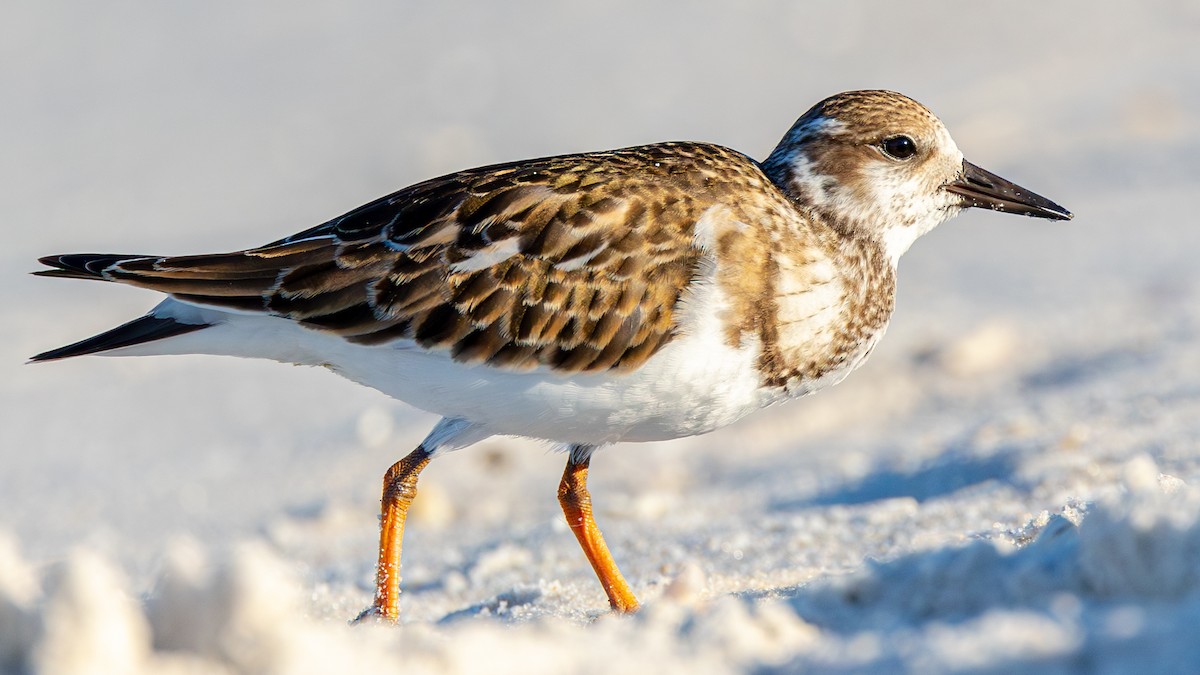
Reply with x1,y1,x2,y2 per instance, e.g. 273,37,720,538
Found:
770,446,1020,511
1020,345,1154,391
756,514,1079,632
738,512,1187,674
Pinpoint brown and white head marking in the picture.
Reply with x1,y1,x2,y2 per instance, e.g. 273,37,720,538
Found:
763,90,1071,264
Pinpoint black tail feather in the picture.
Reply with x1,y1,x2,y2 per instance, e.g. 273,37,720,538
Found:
30,315,209,362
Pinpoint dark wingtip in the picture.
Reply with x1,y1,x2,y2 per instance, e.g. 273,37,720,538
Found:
35,253,155,279
30,315,209,362
37,254,101,273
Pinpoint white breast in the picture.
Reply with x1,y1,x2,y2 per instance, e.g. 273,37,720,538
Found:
773,254,843,356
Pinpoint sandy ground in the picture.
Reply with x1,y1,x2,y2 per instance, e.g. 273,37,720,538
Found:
4,1,1200,673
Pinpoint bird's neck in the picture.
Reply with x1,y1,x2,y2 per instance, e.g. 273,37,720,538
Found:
762,143,872,243
763,145,921,268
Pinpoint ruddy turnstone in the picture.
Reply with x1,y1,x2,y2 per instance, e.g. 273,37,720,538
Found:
33,90,1071,621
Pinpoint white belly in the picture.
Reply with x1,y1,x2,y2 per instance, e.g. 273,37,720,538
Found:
331,325,776,444
115,295,784,445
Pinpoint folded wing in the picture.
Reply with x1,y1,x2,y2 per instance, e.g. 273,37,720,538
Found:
35,144,748,373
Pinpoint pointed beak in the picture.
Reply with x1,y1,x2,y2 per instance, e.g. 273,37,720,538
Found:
946,160,1073,221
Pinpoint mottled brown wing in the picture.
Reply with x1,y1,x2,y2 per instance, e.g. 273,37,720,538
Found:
76,143,764,373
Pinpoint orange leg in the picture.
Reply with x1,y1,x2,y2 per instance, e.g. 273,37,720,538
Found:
358,445,431,622
557,452,640,613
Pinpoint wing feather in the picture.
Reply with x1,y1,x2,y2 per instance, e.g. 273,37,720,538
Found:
40,143,774,373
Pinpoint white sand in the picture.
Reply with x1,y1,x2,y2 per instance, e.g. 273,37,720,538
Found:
4,1,1200,672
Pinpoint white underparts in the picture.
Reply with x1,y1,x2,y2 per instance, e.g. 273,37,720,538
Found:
115,260,777,446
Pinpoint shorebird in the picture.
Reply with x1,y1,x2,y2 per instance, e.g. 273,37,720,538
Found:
33,90,1071,621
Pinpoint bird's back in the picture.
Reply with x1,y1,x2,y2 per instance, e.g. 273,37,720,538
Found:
34,142,791,375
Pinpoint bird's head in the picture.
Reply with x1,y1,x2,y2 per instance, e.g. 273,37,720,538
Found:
763,90,1071,263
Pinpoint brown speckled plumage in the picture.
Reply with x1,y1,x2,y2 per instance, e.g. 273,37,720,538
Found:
42,143,811,375
33,103,912,389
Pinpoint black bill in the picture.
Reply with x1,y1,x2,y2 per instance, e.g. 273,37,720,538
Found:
946,160,1073,221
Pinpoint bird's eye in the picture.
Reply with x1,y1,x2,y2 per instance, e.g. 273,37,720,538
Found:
881,136,917,160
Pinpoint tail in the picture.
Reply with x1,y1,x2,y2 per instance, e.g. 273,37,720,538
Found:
33,240,338,361
32,253,215,362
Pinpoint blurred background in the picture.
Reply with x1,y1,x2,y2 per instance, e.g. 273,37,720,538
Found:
3,0,1199,633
